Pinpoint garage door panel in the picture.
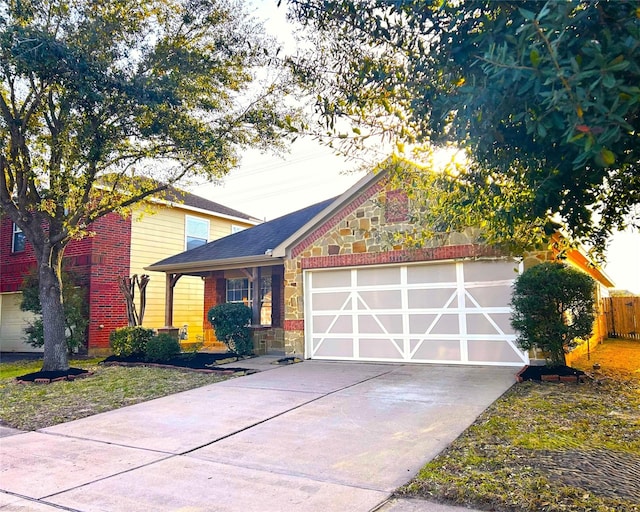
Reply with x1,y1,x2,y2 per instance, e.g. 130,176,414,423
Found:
408,314,438,334
410,339,461,361
359,314,403,334
312,315,353,334
408,314,459,335
407,265,456,284
305,261,528,366
0,293,41,353
463,260,517,282
312,270,351,288
357,266,400,286
468,339,525,364
313,338,353,358
311,292,351,311
407,288,456,309
357,290,401,310
466,314,504,335
465,286,512,307
359,338,403,359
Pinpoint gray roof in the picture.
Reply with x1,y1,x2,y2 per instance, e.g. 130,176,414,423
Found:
165,187,258,222
150,197,336,268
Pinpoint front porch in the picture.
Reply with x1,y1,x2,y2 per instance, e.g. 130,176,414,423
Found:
161,263,288,356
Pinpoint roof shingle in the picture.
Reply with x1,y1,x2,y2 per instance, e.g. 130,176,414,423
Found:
151,197,336,267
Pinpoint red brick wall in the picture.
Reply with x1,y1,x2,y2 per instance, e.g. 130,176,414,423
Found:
0,213,131,353
300,244,503,270
0,217,37,292
85,214,131,351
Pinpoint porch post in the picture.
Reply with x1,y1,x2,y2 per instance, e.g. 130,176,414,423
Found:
251,267,261,325
164,273,182,327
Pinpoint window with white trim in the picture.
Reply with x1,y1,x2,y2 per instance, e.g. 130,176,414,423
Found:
185,216,209,251
226,278,250,304
12,223,25,253
225,276,272,326
231,224,245,234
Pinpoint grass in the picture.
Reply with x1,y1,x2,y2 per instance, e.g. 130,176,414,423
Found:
0,357,234,431
397,339,640,512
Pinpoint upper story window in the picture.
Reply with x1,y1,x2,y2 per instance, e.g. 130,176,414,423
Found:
185,216,209,251
231,224,245,234
12,223,26,253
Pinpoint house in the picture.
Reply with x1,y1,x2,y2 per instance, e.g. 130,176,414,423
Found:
148,164,614,366
0,190,260,355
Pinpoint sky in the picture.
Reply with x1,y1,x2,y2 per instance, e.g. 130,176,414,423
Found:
191,0,639,295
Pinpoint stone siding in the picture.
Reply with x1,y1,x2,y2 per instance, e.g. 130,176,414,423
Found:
282,178,496,355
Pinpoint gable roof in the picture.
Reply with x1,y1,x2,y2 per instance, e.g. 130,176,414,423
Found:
147,196,338,272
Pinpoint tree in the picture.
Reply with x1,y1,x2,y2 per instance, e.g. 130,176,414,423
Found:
286,0,640,254
1,0,301,371
510,262,596,366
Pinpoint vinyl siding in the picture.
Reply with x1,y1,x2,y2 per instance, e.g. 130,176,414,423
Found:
129,204,254,340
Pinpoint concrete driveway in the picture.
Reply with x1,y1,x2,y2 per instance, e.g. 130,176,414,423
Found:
0,357,517,511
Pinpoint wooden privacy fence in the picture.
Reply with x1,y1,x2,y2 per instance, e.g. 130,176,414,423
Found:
601,297,640,340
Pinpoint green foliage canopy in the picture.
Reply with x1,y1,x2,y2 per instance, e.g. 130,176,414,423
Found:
286,0,640,253
0,0,300,370
510,262,596,366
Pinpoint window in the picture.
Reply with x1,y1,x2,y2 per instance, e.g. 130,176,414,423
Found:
12,223,25,253
225,276,272,326
260,276,272,326
226,278,250,304
185,216,209,251
231,225,245,234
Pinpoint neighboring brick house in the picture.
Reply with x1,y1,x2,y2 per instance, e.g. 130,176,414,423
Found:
0,191,259,355
148,165,614,367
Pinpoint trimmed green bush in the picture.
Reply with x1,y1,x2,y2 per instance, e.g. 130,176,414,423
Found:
207,303,253,356
511,262,596,366
109,326,154,357
145,334,181,362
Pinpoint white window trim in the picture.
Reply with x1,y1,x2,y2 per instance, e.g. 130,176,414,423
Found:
231,224,245,234
185,215,210,251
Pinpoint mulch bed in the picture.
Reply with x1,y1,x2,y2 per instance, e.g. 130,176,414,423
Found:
100,352,258,375
15,352,255,383
517,364,587,383
16,367,92,383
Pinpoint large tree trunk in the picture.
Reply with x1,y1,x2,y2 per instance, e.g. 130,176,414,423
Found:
39,247,69,372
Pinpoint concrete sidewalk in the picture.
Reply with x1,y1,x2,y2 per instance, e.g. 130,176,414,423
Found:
0,357,516,511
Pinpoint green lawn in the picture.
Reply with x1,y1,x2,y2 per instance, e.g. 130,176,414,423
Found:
0,357,233,431
397,340,640,512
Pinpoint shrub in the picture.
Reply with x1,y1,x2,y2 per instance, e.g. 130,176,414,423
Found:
20,268,88,353
145,334,181,362
511,262,596,366
109,326,154,357
207,303,253,356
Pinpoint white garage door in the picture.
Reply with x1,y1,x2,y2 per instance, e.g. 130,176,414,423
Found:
0,293,41,353
304,260,528,366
